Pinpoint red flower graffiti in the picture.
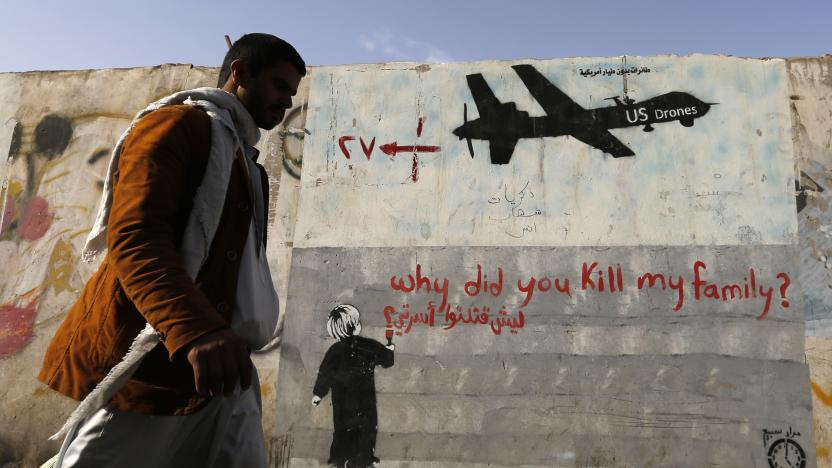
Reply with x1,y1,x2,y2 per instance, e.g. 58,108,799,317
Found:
0,294,42,357
1,197,14,234
19,196,53,241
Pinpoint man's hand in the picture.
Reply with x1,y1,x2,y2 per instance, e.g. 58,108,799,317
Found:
312,395,322,406
184,328,252,397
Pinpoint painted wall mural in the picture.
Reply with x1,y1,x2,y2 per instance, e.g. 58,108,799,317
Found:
275,247,809,467
311,304,395,468
0,66,228,465
0,111,118,357
272,103,310,180
452,64,714,162
274,55,812,467
294,55,795,249
1,55,830,467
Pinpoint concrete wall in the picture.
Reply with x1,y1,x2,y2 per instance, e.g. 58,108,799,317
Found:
0,53,828,467
790,55,832,465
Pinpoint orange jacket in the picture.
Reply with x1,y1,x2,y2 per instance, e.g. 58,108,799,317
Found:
38,104,269,415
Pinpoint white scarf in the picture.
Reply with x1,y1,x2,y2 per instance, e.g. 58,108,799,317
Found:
51,87,260,441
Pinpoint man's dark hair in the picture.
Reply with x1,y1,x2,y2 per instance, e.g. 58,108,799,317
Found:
217,33,306,87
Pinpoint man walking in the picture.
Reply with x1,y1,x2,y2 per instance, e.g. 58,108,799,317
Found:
38,33,304,468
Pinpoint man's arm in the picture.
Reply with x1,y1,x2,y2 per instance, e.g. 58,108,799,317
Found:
107,106,251,396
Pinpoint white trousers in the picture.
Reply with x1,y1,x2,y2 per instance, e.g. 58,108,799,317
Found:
57,371,267,468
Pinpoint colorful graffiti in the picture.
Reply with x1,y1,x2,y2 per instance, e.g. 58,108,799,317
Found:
806,337,832,466
0,57,825,466
0,289,42,357
0,238,80,357
811,381,832,406
0,110,122,357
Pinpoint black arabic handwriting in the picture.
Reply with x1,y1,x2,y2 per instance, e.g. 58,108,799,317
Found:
487,181,543,238
487,181,542,221
578,66,653,78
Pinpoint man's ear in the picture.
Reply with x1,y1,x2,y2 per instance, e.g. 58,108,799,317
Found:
229,59,250,88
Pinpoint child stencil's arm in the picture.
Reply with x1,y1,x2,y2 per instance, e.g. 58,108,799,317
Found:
376,339,395,368
312,345,339,406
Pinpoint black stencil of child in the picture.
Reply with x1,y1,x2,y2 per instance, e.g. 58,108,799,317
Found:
312,304,395,468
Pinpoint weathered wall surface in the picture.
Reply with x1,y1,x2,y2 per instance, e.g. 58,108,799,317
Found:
0,53,829,467
790,55,832,466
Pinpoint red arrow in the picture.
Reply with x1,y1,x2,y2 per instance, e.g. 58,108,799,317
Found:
379,142,441,156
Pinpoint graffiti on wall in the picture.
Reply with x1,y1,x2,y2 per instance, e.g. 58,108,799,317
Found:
0,111,125,357
338,116,442,183
273,103,310,180
763,427,807,468
296,56,793,249
311,304,394,468
2,115,69,242
285,54,801,461
383,259,793,339
276,245,809,465
806,321,832,464
578,65,653,78
796,171,825,214
452,64,715,164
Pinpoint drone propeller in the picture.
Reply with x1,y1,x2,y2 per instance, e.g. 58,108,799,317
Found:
463,103,474,158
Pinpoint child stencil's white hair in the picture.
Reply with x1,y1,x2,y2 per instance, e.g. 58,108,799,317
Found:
326,304,362,340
